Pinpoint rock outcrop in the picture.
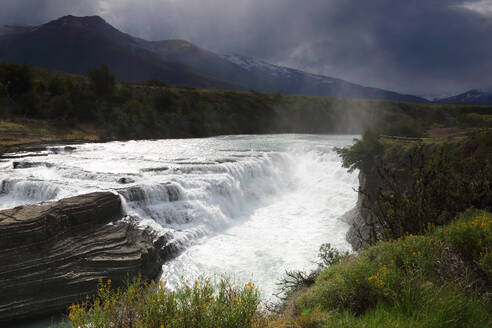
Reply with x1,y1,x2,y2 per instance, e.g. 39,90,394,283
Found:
345,171,381,251
0,192,163,323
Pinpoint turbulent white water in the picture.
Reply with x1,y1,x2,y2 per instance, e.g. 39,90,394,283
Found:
0,134,358,300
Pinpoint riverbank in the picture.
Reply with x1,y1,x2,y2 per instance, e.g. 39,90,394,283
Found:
0,119,105,158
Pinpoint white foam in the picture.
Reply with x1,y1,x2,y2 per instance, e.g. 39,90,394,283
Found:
0,134,358,300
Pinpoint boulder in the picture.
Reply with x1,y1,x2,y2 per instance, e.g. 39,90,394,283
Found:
13,161,53,169
118,177,136,184
0,192,163,323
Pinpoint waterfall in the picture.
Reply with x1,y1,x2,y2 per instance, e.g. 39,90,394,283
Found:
0,134,358,299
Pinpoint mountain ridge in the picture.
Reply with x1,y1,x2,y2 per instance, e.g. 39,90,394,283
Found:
0,15,436,102
435,89,492,105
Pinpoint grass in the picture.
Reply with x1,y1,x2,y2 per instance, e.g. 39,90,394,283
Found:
0,119,102,150
62,210,491,328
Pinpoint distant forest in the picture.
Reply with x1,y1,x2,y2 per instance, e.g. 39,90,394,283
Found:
1,62,491,140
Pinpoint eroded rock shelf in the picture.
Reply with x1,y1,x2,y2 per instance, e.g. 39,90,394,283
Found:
0,192,163,322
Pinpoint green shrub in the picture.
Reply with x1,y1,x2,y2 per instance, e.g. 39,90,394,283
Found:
65,276,264,328
296,235,445,315
86,65,116,98
335,130,384,172
318,243,350,267
315,287,491,328
381,119,425,137
275,243,350,302
146,79,168,87
433,209,491,281
0,63,33,97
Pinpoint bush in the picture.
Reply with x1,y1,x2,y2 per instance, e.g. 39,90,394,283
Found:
433,209,491,281
45,94,74,120
318,243,350,268
65,276,264,328
335,130,384,172
381,119,426,137
0,63,33,97
146,79,168,87
86,65,116,98
275,243,350,302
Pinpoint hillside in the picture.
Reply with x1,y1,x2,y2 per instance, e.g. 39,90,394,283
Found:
0,16,237,89
1,61,491,155
0,15,430,102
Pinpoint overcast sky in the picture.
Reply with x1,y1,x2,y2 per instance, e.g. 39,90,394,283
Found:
1,0,492,98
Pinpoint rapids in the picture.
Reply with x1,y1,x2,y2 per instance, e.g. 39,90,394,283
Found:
0,134,358,300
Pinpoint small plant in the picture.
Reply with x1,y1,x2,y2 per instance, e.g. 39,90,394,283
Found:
275,244,350,302
317,243,350,268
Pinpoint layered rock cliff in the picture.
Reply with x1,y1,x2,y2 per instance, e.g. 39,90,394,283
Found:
0,192,164,322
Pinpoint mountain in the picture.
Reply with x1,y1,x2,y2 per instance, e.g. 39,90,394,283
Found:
0,16,237,89
219,54,428,102
435,89,492,105
138,38,428,102
0,15,429,102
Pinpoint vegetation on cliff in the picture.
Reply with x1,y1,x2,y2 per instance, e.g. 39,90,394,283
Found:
336,129,492,243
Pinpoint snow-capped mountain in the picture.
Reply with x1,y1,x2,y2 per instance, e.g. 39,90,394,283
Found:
435,89,492,105
218,53,428,102
220,53,337,84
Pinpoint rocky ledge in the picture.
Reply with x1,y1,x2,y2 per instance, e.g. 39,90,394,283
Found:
0,192,163,323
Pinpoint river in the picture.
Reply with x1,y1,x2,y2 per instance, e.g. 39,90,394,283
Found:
0,134,358,325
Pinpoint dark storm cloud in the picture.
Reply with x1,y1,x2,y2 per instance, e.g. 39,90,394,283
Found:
0,0,101,25
1,0,492,97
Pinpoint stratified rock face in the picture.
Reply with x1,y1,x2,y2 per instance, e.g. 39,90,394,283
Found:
0,192,163,322
345,171,381,251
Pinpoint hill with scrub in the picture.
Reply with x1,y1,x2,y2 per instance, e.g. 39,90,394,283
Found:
1,61,491,154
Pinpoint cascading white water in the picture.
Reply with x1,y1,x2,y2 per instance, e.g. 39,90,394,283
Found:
0,134,358,301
